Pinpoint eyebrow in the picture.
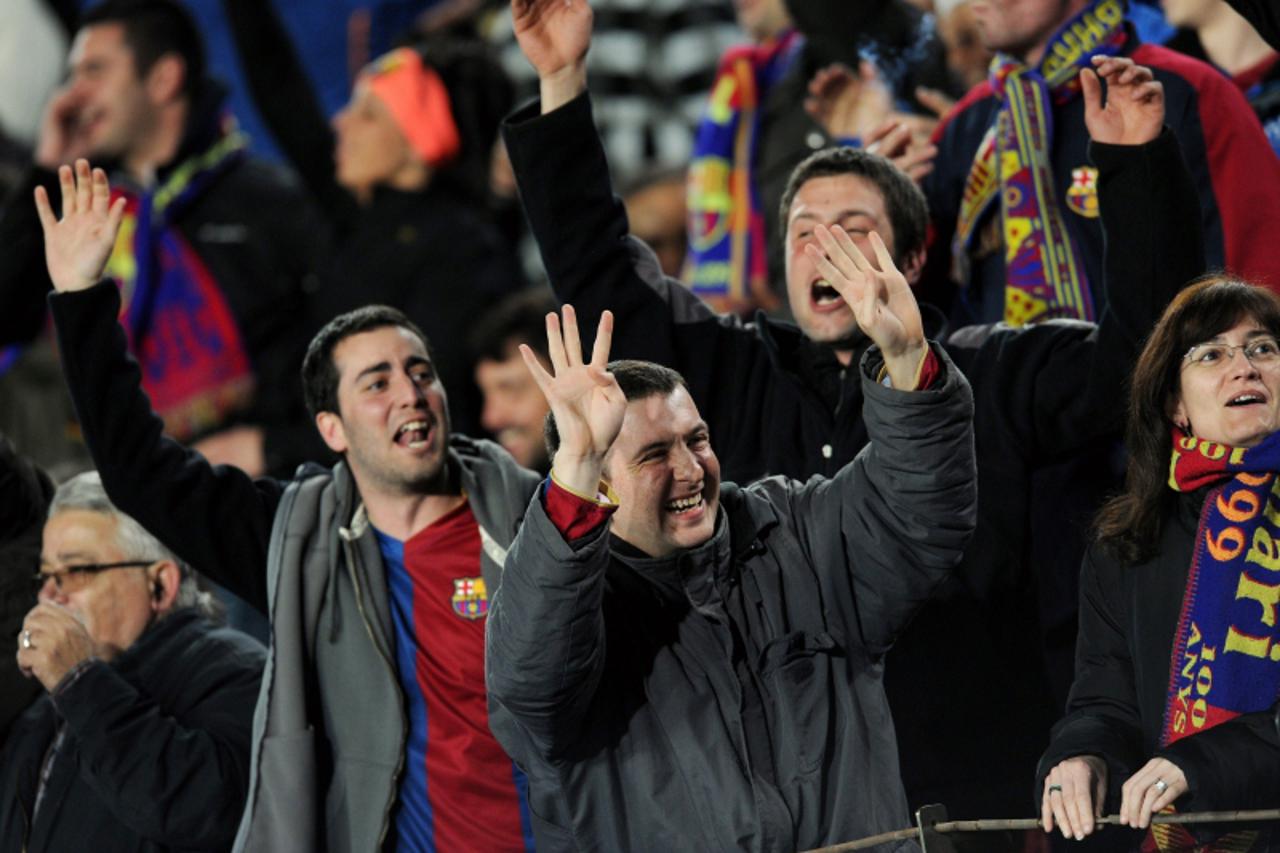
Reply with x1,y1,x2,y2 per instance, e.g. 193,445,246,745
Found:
1206,329,1273,343
353,356,431,384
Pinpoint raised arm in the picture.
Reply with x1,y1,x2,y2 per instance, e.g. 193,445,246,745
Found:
503,0,773,465
948,57,1201,458
486,306,625,757
37,161,283,611
220,0,354,223
760,229,974,650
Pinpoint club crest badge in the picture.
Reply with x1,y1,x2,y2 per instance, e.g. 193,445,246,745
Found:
1065,166,1099,218
451,576,488,620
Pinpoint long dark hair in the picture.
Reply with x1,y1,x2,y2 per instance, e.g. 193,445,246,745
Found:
1096,275,1280,564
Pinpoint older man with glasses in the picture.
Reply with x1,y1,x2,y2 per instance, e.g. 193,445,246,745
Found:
0,471,264,853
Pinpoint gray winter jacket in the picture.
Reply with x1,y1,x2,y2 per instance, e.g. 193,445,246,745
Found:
486,346,977,852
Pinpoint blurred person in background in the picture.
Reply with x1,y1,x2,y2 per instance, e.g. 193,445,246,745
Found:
685,0,959,316
0,471,264,853
0,0,322,480
470,288,557,473
223,0,526,437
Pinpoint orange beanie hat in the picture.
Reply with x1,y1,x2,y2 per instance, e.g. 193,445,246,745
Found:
360,48,462,167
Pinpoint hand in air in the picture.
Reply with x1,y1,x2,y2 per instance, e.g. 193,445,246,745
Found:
804,226,927,389
521,305,626,494
34,159,126,293
1083,56,1164,146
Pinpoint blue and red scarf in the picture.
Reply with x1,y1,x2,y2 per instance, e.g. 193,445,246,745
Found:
955,0,1126,325
1154,432,1280,851
103,130,255,442
685,30,801,316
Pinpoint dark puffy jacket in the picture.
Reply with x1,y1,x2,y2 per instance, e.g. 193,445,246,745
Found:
487,347,976,852
0,609,265,852
503,91,1202,819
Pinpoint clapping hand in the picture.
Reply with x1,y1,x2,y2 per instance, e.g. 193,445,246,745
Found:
804,226,928,389
1083,56,1165,146
34,159,126,293
521,305,626,496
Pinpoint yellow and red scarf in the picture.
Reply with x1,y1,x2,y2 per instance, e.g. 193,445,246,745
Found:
1149,433,1280,852
685,30,800,316
955,0,1125,325
104,129,255,442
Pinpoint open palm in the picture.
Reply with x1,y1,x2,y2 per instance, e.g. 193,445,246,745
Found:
34,159,126,292
807,226,923,358
512,0,593,79
521,305,626,465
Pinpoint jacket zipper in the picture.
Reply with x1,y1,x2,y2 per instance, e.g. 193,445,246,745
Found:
344,539,408,851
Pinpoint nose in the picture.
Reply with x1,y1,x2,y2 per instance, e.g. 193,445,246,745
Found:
480,396,505,432
394,372,428,408
1228,348,1262,377
671,443,702,483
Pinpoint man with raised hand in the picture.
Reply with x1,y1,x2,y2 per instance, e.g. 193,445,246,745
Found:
485,230,976,850
33,160,542,853
504,0,1203,827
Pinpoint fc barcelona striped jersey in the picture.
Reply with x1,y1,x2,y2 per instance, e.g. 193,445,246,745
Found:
375,500,536,852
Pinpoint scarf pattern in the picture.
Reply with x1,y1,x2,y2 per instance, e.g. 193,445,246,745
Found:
104,131,255,442
685,31,801,316
1152,432,1280,852
955,0,1125,325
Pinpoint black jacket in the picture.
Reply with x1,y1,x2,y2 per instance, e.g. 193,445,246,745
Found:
503,92,1203,818
1037,492,1280,849
0,608,265,853
0,81,324,476
487,346,976,852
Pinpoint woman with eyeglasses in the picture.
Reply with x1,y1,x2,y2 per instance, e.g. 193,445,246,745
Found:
1036,276,1280,851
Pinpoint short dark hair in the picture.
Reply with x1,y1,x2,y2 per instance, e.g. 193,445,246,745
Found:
80,0,205,100
302,306,434,419
467,289,557,363
544,360,688,458
778,146,929,261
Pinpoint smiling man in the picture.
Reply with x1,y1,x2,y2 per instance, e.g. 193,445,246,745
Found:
486,258,976,849
35,162,543,853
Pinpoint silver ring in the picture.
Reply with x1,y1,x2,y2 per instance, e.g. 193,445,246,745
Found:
1047,784,1063,795
20,630,32,650
1153,779,1168,794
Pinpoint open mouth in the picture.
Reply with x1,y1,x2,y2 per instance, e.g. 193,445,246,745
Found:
811,279,845,309
1226,393,1267,408
664,493,705,516
394,419,433,448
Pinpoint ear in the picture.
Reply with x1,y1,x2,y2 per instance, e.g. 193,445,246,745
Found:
1169,395,1189,432
315,411,349,454
150,561,182,614
900,247,927,287
144,53,186,104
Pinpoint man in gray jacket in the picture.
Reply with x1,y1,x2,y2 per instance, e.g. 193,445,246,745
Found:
486,228,977,850
33,161,544,851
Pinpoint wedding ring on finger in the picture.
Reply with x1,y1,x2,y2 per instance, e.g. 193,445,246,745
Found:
1153,779,1168,794
20,629,32,650
1048,784,1064,795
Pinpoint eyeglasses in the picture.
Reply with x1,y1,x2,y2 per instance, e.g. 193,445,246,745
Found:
1182,336,1280,369
32,560,156,595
